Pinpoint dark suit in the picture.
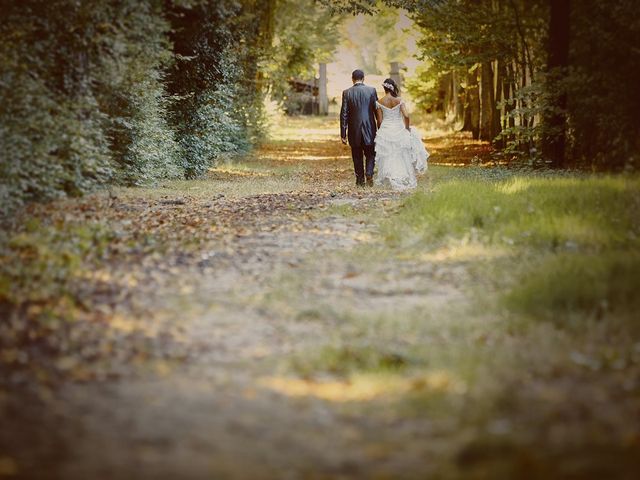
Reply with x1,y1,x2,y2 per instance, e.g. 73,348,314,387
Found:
340,83,378,184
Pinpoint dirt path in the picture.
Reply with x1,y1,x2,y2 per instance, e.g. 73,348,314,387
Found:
2,117,490,479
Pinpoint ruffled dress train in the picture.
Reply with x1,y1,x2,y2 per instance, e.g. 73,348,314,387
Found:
374,101,429,191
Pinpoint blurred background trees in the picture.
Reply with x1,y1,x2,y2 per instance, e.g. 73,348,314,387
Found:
265,0,340,110
400,0,640,169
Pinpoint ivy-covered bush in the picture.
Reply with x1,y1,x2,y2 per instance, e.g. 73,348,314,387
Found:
0,0,275,215
95,1,182,186
165,0,269,178
0,1,113,214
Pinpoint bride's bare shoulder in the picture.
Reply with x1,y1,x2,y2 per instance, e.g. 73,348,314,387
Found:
379,96,403,108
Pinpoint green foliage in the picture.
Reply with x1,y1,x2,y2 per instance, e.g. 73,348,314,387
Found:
165,0,272,178
405,62,444,112
0,1,113,213
94,1,182,186
0,0,181,212
494,83,545,159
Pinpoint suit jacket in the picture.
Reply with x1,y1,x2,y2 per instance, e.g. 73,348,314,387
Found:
340,83,378,147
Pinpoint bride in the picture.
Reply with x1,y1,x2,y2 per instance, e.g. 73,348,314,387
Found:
375,78,429,190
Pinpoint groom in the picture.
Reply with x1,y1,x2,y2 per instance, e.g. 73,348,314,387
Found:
340,69,378,186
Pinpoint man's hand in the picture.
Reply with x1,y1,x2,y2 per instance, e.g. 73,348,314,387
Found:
341,137,347,145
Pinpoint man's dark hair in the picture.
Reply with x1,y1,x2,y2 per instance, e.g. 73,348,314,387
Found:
352,69,365,81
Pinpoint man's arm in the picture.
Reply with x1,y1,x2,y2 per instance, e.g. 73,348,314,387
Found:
375,104,383,128
372,88,380,128
340,90,348,144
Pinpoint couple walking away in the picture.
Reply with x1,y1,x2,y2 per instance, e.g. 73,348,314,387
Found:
340,69,429,190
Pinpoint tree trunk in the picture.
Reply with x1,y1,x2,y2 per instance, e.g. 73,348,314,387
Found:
493,59,504,145
456,93,465,124
442,72,452,119
463,67,480,139
542,0,570,167
505,61,516,129
452,70,459,121
467,67,480,140
462,92,472,132
479,61,496,141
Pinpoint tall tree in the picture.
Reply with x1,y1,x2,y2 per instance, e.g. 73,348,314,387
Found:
541,0,570,167
479,61,498,141
463,67,481,140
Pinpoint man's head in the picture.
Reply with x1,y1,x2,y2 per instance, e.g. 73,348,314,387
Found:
352,69,365,84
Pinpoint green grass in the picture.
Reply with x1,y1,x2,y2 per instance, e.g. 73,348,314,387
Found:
387,175,639,251
381,173,640,320
504,251,640,318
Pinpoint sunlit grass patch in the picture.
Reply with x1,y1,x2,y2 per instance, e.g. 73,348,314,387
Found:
116,175,303,200
259,370,464,403
267,113,341,142
414,243,509,263
390,174,640,252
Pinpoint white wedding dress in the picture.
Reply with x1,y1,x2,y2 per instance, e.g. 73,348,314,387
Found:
375,100,429,190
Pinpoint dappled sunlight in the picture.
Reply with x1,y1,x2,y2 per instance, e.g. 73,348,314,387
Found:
423,132,494,166
208,166,272,179
268,114,342,142
258,370,465,403
294,154,348,161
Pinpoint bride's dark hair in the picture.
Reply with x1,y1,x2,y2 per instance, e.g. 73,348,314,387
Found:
382,78,399,97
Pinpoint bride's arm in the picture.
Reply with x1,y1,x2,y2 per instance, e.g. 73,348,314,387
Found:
400,102,410,130
375,105,383,128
